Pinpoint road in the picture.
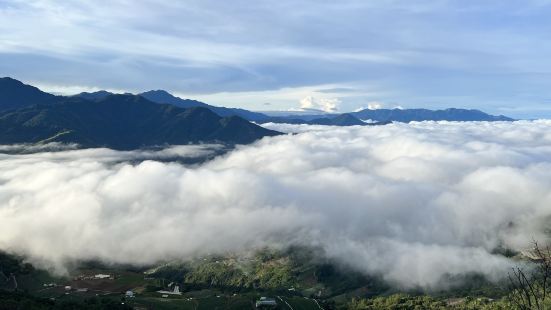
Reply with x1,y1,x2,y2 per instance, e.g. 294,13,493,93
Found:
277,296,294,310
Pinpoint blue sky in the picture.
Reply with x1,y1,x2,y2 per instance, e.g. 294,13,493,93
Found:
1,0,551,118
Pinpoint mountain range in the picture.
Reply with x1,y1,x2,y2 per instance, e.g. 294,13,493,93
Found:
74,88,270,121
70,86,513,124
0,78,280,149
0,77,514,149
350,107,512,122
260,113,391,126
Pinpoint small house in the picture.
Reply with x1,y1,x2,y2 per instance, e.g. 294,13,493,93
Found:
255,297,277,308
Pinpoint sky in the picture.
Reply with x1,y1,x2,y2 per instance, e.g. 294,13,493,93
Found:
1,0,551,118
2,120,551,288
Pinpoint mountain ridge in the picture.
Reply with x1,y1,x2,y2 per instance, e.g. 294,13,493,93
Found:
0,77,514,127
0,94,281,149
350,107,513,122
0,77,60,112
138,89,270,121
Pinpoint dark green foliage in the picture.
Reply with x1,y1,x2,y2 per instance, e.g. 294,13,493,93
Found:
0,251,34,276
0,290,53,310
0,247,530,310
0,291,133,310
183,260,249,288
430,273,508,299
343,294,512,310
150,252,296,291
148,247,382,298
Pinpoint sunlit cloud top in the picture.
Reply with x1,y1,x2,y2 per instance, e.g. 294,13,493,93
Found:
1,0,551,117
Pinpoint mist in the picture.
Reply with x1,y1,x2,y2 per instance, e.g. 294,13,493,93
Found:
1,121,551,288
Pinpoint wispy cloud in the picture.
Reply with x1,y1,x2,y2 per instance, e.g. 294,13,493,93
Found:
1,0,551,116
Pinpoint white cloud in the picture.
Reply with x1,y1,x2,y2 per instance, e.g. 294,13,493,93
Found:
368,102,383,110
353,101,385,112
2,121,551,289
299,96,340,112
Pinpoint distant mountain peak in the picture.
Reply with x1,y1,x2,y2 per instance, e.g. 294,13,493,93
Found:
139,89,209,108
139,90,270,121
139,89,178,102
1,76,25,84
0,77,58,112
333,113,360,121
141,89,173,96
0,77,40,90
308,113,370,126
351,107,513,122
76,90,114,101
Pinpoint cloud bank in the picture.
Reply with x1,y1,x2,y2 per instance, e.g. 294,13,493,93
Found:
2,121,551,288
299,96,340,112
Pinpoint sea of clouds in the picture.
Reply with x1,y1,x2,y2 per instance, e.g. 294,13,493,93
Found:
1,121,551,288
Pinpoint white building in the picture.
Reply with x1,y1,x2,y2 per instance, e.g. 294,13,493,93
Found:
256,297,277,308
94,274,111,279
157,284,182,295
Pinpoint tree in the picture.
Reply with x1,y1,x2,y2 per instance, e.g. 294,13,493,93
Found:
508,241,551,310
